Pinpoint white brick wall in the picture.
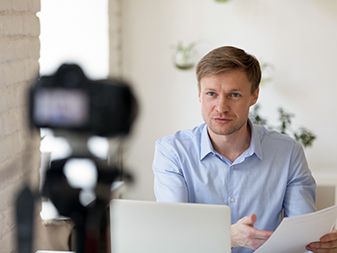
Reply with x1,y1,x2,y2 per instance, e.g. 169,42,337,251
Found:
0,0,41,252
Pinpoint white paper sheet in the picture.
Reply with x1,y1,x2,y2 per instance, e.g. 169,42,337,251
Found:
255,205,337,253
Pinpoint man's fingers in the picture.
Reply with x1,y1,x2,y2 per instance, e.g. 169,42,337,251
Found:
320,231,337,242
250,238,268,250
238,214,257,225
306,237,337,253
247,228,272,250
254,230,273,240
306,246,337,253
306,231,337,251
250,214,257,224
311,248,337,253
307,240,337,250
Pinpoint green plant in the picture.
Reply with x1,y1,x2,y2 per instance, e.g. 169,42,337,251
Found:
173,41,197,71
260,62,274,86
214,0,231,3
250,104,316,148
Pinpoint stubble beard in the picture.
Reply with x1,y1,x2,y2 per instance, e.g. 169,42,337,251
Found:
208,118,247,137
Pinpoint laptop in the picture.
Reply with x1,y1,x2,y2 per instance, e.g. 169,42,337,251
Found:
110,199,231,253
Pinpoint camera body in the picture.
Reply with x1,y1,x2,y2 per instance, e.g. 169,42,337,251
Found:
29,64,137,137
23,64,138,253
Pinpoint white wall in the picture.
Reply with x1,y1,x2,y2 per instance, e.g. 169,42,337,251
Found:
120,0,337,200
39,0,109,78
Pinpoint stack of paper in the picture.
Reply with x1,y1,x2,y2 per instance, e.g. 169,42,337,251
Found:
255,205,337,253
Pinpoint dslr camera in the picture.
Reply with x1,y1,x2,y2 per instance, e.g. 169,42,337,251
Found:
29,63,137,137
22,63,138,253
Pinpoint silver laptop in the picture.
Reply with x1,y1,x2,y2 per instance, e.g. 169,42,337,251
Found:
110,199,231,253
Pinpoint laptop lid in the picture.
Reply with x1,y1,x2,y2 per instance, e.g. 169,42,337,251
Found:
110,199,231,253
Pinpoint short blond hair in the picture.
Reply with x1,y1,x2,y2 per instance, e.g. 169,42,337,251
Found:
196,46,261,92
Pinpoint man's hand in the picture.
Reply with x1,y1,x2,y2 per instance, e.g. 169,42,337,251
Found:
306,230,337,252
231,214,273,249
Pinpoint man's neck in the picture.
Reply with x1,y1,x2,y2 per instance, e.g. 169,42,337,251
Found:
208,122,251,162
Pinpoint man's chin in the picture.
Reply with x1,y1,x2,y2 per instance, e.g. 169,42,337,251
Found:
208,125,235,136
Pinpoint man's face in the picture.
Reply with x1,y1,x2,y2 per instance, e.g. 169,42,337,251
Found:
199,69,259,137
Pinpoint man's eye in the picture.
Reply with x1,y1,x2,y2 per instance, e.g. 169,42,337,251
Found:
206,91,216,97
229,92,242,98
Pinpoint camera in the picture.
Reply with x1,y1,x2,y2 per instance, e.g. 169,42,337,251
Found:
16,63,138,253
28,63,137,137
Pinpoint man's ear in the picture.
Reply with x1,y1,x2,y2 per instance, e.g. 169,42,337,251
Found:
250,88,259,106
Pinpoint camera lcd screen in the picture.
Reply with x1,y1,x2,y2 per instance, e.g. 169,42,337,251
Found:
33,88,89,128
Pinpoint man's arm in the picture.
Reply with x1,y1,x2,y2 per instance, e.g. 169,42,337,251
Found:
152,140,188,202
283,142,316,217
283,143,337,252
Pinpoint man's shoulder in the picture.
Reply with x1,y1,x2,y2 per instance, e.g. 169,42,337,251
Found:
156,123,205,149
254,124,301,149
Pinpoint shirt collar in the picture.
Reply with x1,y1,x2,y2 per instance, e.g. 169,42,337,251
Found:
199,120,263,161
200,124,215,160
246,120,263,160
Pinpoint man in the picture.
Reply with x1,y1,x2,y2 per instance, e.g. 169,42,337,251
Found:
152,46,337,252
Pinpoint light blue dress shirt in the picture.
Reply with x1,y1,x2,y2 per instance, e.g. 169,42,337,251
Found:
153,122,316,253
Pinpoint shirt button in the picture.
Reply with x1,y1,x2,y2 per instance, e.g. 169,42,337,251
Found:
229,197,236,203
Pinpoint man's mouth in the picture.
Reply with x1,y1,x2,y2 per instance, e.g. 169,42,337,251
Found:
213,117,233,122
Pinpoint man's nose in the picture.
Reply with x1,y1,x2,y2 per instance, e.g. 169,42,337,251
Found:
215,96,230,113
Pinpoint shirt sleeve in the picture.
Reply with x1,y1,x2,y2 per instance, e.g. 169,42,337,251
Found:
283,142,316,217
152,139,189,202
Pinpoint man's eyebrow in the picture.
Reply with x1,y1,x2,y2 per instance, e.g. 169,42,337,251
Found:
203,88,217,91
229,89,242,92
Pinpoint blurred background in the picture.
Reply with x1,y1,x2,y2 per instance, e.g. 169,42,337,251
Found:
39,0,337,200
1,0,337,250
